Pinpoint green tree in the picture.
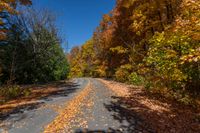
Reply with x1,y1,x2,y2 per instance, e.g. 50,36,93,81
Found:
0,9,69,84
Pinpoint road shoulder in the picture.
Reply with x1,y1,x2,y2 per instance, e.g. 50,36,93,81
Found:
98,79,200,133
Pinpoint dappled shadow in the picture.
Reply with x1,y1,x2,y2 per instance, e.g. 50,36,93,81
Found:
75,128,132,133
104,88,200,133
132,90,200,133
75,129,109,133
104,96,155,133
34,81,80,101
0,102,44,130
0,102,43,121
74,125,153,133
0,80,80,122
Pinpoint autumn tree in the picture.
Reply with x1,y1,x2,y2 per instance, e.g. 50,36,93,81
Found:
69,39,98,77
0,0,32,40
70,0,200,97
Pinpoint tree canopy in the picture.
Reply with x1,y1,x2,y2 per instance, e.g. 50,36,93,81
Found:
69,0,200,96
0,2,69,85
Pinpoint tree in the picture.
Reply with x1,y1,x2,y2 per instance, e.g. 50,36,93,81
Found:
69,0,200,96
69,39,97,77
0,9,69,84
0,0,32,40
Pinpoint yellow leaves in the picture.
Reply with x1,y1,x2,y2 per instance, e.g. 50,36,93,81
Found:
165,49,177,58
120,64,132,70
0,1,15,14
44,81,93,132
170,69,186,81
175,0,200,41
146,31,198,84
96,65,107,77
102,14,111,23
110,46,128,54
114,64,133,82
180,47,200,64
130,20,143,32
121,0,136,8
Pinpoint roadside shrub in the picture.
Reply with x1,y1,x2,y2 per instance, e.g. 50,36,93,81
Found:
144,81,154,90
0,85,31,100
115,64,132,82
96,65,107,78
115,69,129,82
145,32,199,91
128,72,145,86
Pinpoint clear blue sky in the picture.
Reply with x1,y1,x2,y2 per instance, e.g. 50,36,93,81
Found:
32,0,115,52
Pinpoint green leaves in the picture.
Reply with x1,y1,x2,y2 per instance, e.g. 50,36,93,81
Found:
0,9,69,84
145,31,200,89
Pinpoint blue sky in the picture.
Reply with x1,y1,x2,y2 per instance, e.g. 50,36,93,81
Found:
32,0,115,52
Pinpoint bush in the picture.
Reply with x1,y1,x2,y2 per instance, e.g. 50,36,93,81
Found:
0,85,31,100
115,64,132,82
145,32,200,92
115,69,129,82
128,72,145,86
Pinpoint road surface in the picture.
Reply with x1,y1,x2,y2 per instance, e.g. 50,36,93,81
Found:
0,78,153,133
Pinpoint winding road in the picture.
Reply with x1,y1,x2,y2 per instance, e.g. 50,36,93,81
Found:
0,78,150,133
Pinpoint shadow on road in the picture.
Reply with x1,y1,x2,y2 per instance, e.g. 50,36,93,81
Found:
103,89,200,133
75,129,109,133
37,81,80,100
104,96,155,133
0,81,80,122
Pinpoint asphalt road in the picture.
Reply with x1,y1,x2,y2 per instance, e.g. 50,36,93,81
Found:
0,78,153,133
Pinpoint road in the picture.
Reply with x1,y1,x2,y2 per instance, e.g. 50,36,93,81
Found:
0,78,152,133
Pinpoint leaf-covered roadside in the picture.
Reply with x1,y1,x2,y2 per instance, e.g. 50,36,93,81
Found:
0,80,73,118
100,79,200,133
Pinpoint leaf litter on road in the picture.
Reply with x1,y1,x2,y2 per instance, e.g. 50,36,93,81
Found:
44,80,94,133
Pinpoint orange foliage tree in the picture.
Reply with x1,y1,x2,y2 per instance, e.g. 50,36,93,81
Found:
69,0,200,95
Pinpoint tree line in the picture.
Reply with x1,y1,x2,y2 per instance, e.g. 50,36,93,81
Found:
0,0,69,85
68,0,200,101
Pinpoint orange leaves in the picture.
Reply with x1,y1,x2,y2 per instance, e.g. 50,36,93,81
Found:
180,48,200,64
175,0,200,40
0,0,32,40
0,1,16,40
44,81,93,132
0,0,31,14
69,0,200,93
0,1,15,14
110,46,128,54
